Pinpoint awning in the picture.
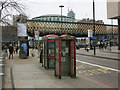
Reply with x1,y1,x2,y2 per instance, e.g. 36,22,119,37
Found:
101,39,108,41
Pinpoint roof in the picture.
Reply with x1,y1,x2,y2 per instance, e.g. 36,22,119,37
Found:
46,34,59,38
32,14,74,20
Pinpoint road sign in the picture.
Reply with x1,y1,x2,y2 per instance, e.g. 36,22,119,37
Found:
88,29,93,37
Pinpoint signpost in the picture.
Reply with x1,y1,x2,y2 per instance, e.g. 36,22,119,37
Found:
88,29,93,49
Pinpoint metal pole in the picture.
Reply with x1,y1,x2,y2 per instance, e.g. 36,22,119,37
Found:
61,7,62,34
118,19,120,50
93,0,96,55
110,19,113,51
59,5,64,34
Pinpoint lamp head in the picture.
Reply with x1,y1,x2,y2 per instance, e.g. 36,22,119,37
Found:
59,5,64,8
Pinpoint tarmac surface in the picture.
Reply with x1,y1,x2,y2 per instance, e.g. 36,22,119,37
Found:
76,46,119,60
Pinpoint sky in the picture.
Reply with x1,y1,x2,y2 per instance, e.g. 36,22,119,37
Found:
21,0,118,25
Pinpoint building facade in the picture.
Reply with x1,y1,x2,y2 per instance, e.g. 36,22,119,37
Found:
2,26,17,42
31,14,77,22
67,9,75,19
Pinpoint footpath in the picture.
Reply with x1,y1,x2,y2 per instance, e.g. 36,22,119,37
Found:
3,49,110,88
76,46,120,60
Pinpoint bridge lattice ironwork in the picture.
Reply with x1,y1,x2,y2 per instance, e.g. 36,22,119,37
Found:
27,20,118,37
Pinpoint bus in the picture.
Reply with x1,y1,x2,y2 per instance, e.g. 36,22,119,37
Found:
76,37,89,49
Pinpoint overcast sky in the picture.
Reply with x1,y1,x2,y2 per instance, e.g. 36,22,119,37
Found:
21,0,118,25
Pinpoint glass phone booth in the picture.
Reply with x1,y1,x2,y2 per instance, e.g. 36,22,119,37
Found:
42,35,59,69
55,34,76,79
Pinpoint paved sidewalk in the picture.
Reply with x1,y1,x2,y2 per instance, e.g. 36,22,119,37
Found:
4,50,109,88
76,46,119,60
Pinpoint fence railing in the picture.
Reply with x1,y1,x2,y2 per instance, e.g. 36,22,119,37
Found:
0,56,5,89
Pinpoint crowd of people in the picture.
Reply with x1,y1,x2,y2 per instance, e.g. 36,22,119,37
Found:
97,41,110,50
2,43,19,59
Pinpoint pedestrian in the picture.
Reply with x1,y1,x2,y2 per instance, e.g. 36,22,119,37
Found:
101,42,104,49
40,48,43,63
9,44,14,59
104,42,107,50
16,45,19,54
13,45,16,54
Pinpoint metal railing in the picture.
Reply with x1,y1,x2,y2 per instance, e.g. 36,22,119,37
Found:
0,56,5,89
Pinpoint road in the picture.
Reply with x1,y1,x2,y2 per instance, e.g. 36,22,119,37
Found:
76,54,119,88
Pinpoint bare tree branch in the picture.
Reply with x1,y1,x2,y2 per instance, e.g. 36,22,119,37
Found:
0,0,27,26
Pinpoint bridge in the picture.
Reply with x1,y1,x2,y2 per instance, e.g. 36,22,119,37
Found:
27,20,118,38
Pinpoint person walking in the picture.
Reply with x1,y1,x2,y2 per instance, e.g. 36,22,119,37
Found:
16,45,19,54
9,44,14,59
104,42,107,50
13,45,16,54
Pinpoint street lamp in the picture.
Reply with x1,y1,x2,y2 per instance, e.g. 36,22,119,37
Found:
93,0,96,55
59,5,64,34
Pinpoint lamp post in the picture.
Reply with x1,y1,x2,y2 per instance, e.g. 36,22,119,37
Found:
93,0,96,55
118,19,120,50
59,5,64,34
110,19,113,51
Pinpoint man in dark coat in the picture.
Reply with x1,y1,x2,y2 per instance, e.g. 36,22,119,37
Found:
9,44,14,59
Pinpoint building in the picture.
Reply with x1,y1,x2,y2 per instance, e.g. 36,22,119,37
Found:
13,14,28,27
67,9,75,19
77,18,104,24
2,14,28,42
107,0,120,49
2,26,17,42
107,0,120,19
32,14,77,22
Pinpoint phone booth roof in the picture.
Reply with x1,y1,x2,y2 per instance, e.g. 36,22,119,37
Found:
60,34,75,39
42,35,59,40
46,35,59,38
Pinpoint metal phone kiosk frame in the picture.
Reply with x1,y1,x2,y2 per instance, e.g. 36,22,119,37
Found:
54,34,76,79
42,35,59,69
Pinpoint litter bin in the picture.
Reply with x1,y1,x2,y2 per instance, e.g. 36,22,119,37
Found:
54,34,76,79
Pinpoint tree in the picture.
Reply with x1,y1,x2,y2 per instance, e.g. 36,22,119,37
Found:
0,0,26,53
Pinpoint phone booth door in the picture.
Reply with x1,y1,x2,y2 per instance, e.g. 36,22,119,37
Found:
48,40,55,69
61,40,71,76
42,41,45,67
70,40,76,77
55,39,61,77
44,41,47,68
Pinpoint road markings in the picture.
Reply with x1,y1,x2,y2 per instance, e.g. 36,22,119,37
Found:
76,60,120,72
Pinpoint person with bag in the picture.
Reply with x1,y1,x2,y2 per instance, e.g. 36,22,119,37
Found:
9,44,14,59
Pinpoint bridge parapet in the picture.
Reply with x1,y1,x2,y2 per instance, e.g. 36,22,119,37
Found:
27,20,118,37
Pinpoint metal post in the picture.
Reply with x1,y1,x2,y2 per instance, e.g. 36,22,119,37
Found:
110,20,113,51
93,0,96,55
118,19,120,50
59,5,64,34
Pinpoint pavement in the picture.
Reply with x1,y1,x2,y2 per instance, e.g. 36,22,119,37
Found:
3,49,113,88
76,46,120,60
1,47,119,88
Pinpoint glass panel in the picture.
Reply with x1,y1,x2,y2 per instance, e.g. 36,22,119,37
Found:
49,59,55,68
48,42,55,57
61,40,70,76
44,41,47,68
